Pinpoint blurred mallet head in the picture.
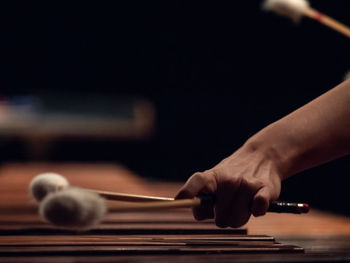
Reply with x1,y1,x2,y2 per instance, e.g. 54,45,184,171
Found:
39,188,107,230
262,0,310,22
29,173,69,202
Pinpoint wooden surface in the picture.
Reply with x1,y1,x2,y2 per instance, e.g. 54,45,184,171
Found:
1,163,350,262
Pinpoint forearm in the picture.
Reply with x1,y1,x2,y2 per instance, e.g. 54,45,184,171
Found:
245,79,350,179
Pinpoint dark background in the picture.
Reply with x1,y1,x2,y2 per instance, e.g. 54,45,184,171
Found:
1,1,349,215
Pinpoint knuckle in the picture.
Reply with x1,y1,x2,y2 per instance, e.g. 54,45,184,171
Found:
193,172,208,184
205,173,217,192
177,188,193,199
240,178,249,187
227,178,239,188
253,178,265,188
219,177,239,190
211,168,222,178
240,177,255,190
195,171,217,191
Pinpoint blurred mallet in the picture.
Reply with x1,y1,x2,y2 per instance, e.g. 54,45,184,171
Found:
263,0,350,38
40,188,309,230
40,188,107,230
31,173,309,230
29,173,69,202
29,173,173,203
29,173,309,213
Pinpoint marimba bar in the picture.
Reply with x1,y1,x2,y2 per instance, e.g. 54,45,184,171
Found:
1,163,350,262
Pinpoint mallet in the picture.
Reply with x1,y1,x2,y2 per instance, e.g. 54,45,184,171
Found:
263,0,350,39
30,173,309,214
105,197,309,214
29,173,173,202
40,187,107,230
29,173,69,201
40,188,308,230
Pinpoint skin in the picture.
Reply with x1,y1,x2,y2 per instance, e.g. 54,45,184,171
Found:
176,79,350,228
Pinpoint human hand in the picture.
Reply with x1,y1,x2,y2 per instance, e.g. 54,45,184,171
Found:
175,144,282,228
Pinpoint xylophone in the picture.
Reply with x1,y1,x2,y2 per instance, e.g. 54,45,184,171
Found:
1,163,350,262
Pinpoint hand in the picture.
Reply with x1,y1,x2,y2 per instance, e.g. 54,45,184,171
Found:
175,144,282,228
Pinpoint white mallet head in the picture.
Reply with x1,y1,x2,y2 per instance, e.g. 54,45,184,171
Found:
29,173,70,202
262,0,310,22
39,188,107,230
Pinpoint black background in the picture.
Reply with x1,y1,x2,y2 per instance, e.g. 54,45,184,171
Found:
1,1,350,215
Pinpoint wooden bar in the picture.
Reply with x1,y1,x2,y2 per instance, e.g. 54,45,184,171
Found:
1,163,350,262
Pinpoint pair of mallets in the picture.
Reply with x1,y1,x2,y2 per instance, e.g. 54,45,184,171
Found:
29,173,309,229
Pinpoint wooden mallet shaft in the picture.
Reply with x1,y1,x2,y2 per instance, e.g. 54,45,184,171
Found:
303,8,350,38
109,198,203,212
86,189,174,202
86,189,309,214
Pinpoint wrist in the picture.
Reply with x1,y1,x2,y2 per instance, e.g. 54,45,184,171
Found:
242,124,300,180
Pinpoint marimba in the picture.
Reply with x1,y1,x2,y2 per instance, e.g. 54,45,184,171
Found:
1,163,350,262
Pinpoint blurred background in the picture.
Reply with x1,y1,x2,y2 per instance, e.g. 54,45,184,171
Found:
0,1,349,215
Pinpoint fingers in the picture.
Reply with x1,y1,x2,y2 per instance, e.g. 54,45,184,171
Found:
251,186,274,217
175,171,217,220
225,184,254,228
175,171,217,199
215,179,259,228
214,179,238,227
176,168,280,228
192,204,214,221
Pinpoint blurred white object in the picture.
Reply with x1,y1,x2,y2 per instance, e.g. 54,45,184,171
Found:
29,172,69,202
262,0,310,22
262,0,350,38
39,187,106,230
